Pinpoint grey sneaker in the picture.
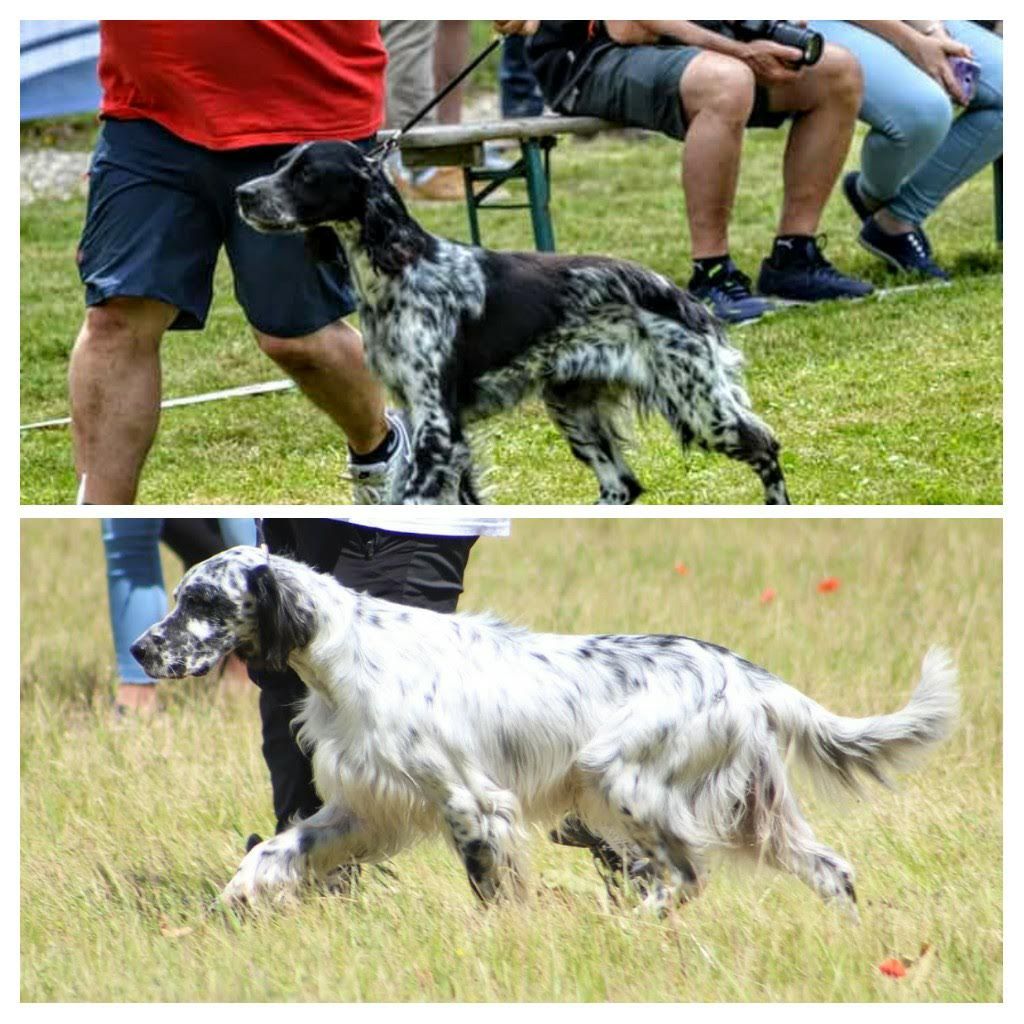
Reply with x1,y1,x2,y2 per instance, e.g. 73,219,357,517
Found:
348,409,413,504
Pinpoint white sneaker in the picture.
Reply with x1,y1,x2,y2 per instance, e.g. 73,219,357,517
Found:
347,409,412,504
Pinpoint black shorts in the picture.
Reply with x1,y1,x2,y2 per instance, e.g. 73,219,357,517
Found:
571,44,790,139
78,118,367,336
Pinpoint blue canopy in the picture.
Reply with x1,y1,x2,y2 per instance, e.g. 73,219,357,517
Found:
20,20,100,121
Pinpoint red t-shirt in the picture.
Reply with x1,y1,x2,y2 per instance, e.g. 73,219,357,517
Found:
98,20,386,150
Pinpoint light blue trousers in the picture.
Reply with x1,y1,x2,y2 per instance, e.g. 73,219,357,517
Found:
810,20,1003,226
101,518,257,684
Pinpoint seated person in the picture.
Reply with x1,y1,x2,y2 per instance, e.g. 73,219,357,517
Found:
528,20,873,323
809,20,1003,279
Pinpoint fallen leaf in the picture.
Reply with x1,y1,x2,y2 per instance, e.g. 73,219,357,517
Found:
759,587,777,604
158,914,194,939
879,958,907,978
817,576,841,593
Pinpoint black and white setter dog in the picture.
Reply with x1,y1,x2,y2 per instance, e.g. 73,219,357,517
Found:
131,546,956,915
235,142,789,505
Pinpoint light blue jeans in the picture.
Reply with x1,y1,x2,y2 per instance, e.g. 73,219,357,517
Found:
810,20,1003,226
101,518,257,684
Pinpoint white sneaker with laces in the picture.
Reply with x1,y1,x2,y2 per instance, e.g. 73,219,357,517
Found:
347,409,413,504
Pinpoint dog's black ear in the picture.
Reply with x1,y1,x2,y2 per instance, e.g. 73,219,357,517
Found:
304,225,346,268
248,563,314,672
361,173,431,276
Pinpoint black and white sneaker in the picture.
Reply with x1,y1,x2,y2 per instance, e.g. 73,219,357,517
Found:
347,409,413,504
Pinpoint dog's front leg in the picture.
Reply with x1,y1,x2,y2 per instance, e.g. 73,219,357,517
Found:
220,804,375,909
400,395,467,505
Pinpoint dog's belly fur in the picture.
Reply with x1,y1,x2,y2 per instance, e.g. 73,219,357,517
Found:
293,631,771,851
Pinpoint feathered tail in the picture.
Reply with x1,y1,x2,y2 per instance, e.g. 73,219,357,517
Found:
765,648,959,792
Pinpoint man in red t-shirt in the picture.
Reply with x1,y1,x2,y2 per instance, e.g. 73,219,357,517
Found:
71,21,404,503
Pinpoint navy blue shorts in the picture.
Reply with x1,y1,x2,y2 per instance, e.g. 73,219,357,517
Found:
78,118,368,337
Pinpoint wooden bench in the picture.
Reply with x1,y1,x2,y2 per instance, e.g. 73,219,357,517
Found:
380,115,615,251
382,115,1004,252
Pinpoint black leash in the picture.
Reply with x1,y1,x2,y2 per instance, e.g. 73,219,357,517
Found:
368,36,503,163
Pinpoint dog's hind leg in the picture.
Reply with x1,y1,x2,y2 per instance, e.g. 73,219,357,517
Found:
549,815,660,904
576,771,708,912
653,374,790,505
712,414,790,506
443,786,525,902
543,382,643,504
741,754,858,918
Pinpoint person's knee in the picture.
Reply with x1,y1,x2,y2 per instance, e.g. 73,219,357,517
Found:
682,53,756,125
76,298,171,354
887,86,953,154
813,43,863,110
256,320,365,375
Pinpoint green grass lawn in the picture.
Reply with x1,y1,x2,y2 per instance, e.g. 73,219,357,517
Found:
20,518,1002,1000
20,125,1002,504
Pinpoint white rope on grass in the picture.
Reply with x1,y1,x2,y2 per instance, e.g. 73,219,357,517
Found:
20,378,296,431
18,278,961,432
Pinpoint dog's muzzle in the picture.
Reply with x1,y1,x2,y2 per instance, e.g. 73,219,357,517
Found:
129,632,192,679
235,179,297,232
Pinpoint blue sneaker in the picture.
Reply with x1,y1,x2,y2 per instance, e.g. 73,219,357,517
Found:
688,259,774,324
758,234,874,302
859,219,950,281
842,170,876,223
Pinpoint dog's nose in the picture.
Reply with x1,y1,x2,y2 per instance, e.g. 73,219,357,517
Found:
236,181,261,205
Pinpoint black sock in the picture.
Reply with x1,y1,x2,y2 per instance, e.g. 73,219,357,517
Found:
691,253,731,282
348,427,397,466
771,234,814,265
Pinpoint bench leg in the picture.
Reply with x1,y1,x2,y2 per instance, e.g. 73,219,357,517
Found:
463,167,482,246
994,157,1003,246
522,140,556,252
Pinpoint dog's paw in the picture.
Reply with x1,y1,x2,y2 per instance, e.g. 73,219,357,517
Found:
219,834,307,909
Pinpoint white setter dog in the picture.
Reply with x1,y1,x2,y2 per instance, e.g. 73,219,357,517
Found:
131,546,957,915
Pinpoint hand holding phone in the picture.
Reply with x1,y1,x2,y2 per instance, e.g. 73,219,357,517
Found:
948,56,980,105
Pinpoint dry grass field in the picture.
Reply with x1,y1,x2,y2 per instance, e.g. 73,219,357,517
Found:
20,517,1001,1001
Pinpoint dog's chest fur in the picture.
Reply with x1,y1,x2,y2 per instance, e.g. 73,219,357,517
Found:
338,231,678,417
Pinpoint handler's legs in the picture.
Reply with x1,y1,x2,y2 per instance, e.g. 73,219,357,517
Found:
254,322,388,456
70,297,177,504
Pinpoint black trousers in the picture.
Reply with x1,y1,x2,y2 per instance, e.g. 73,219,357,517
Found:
248,519,478,833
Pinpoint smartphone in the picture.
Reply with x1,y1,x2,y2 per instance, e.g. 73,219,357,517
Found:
948,56,980,104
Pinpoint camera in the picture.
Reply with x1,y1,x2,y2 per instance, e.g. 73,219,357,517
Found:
732,21,824,67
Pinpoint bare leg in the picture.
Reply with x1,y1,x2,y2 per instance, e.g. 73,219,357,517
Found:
69,297,178,503
115,682,159,714
765,44,863,236
679,53,757,258
434,20,471,125
255,319,388,455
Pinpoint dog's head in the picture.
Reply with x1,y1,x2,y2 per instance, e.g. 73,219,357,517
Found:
129,547,315,679
236,140,378,234
236,140,433,276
